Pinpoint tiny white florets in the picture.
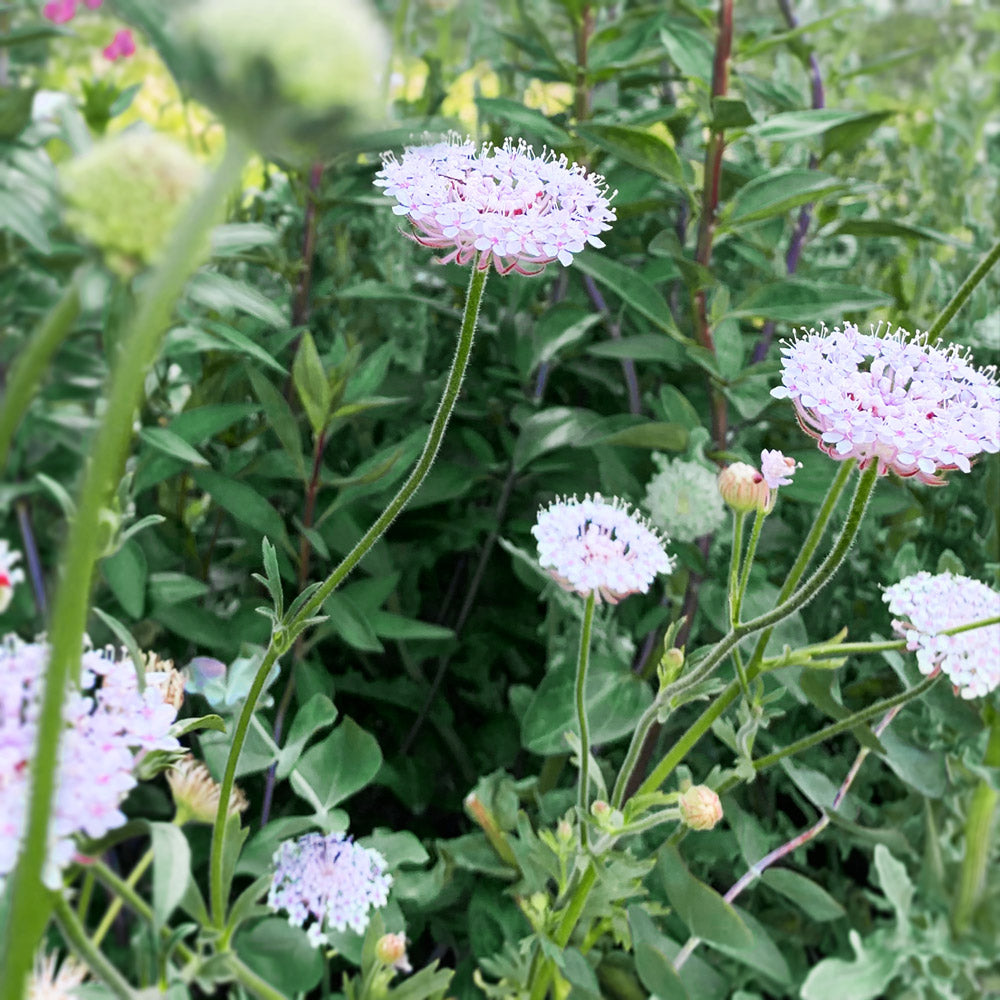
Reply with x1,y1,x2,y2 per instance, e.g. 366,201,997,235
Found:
531,493,673,604
268,832,392,947
883,571,1000,699
759,449,801,490
374,136,616,275
771,322,999,485
644,456,727,543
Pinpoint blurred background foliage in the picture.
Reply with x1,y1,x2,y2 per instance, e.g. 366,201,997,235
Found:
1,0,998,996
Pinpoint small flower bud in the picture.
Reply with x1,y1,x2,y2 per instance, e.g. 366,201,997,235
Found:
375,932,411,973
657,646,685,688
590,800,624,830
60,132,206,276
167,755,248,824
175,0,390,161
717,463,773,515
556,819,573,844
678,785,723,831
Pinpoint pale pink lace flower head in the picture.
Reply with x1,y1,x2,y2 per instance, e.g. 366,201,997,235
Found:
771,323,999,485
760,449,801,489
883,571,1000,699
532,493,673,604
375,136,616,275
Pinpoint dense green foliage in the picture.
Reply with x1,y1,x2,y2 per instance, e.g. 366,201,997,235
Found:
1,1,998,998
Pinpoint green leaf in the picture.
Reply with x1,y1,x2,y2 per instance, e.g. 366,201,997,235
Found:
657,844,752,949
728,280,892,322
830,218,970,248
752,108,891,144
801,930,900,1000
187,271,288,328
761,869,845,922
296,717,383,813
573,251,683,339
168,403,256,444
512,407,602,472
184,321,287,375
711,97,756,130
724,170,845,226
324,591,384,652
148,822,191,927
276,693,338,780
873,844,913,922
576,123,681,182
581,418,688,451
587,333,685,367
369,611,455,642
170,714,226,738
102,540,147,619
659,24,714,83
629,906,690,1000
476,97,571,146
521,652,653,756
292,330,332,436
191,468,291,550
531,305,602,371
246,368,305,480
709,905,793,985
235,918,323,994
147,572,210,607
139,426,208,466
210,222,279,255
878,727,946,799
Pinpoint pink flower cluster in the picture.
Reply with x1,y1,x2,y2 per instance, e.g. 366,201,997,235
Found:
771,323,999,485
883,572,1000,699
0,637,180,887
268,832,392,947
42,0,135,62
532,494,673,604
375,137,616,275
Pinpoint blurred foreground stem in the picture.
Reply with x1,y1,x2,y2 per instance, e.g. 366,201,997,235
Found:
952,706,1000,935
0,138,249,1000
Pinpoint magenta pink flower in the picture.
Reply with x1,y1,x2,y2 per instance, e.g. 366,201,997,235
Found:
772,323,999,485
102,28,135,61
42,0,76,23
375,137,616,276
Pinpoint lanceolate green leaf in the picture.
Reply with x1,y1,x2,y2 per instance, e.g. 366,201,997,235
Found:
723,170,845,226
576,123,681,182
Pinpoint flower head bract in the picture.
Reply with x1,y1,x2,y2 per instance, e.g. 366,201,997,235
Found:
375,137,616,275
883,571,1000,699
268,832,392,947
771,323,999,485
532,493,673,604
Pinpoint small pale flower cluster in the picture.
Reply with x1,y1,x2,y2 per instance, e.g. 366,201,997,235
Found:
644,456,726,543
41,1,135,61
268,832,392,947
717,450,799,515
532,494,673,604
883,572,1000,699
375,137,616,275
760,449,801,489
28,950,87,1000
0,637,181,887
772,323,999,485
0,540,25,613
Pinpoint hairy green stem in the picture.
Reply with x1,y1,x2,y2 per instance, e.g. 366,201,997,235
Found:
733,509,765,624
52,894,138,1000
0,278,81,472
727,512,745,629
576,593,597,848
952,708,1000,935
209,262,488,928
228,955,292,1000
634,462,878,801
926,236,1000,342
750,672,940,773
0,139,249,1000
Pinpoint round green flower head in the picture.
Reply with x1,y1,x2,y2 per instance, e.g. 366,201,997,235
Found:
644,455,727,544
176,0,390,161
60,132,205,276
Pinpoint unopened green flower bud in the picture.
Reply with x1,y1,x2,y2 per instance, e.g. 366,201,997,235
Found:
60,132,206,277
717,462,773,515
375,932,411,973
176,0,390,161
590,800,624,830
678,785,723,831
556,819,573,844
167,754,248,824
657,646,685,688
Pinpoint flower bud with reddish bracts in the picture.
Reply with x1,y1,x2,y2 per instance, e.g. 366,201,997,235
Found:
718,463,772,515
